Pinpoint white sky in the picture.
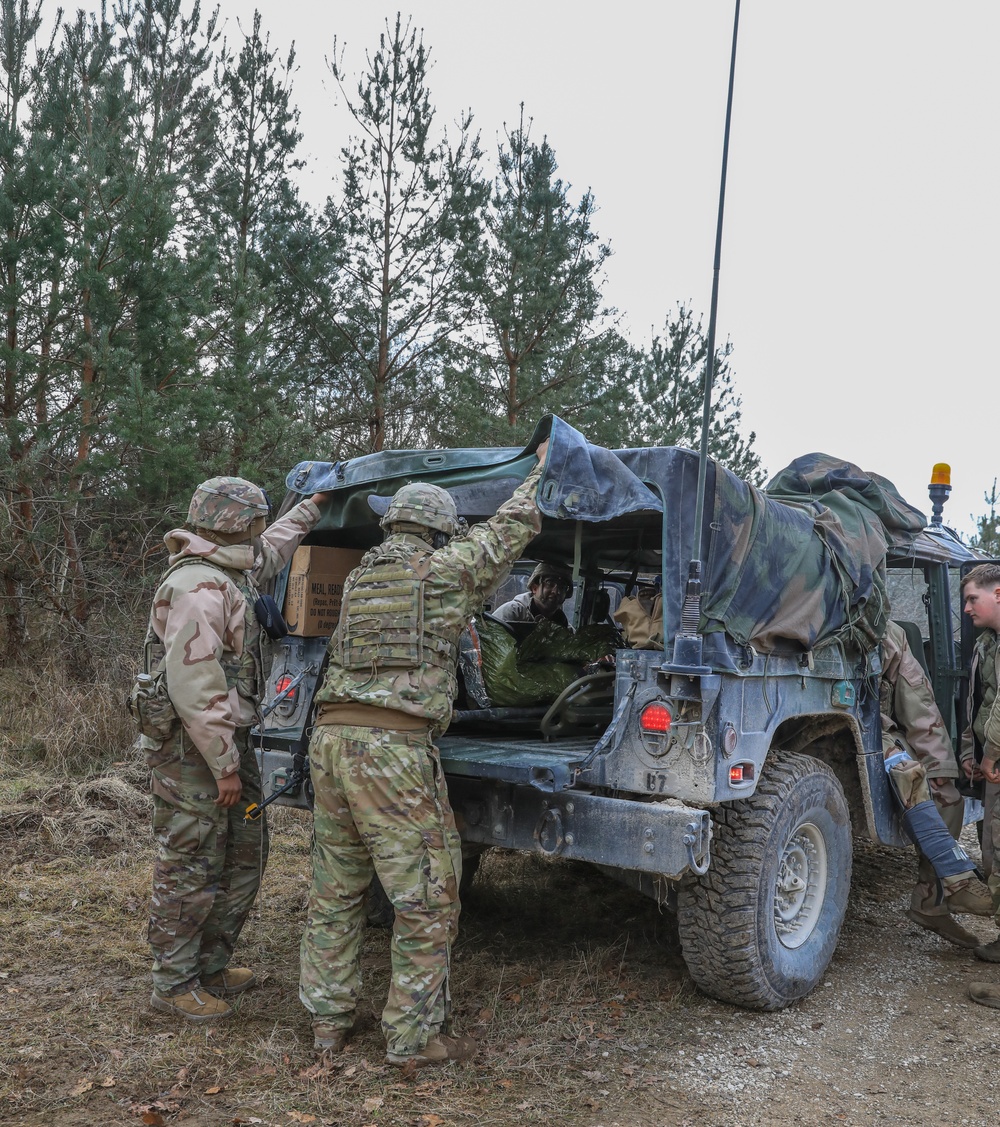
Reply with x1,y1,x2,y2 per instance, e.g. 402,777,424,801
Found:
165,3,1000,535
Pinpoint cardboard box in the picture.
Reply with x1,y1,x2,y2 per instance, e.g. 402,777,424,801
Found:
283,546,364,637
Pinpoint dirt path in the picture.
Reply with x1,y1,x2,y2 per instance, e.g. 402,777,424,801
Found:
2,788,999,1127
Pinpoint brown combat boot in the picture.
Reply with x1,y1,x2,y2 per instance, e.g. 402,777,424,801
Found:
386,1033,478,1068
947,880,995,918
974,937,1000,963
969,982,1000,1009
150,987,232,1023
906,909,981,949
313,1020,353,1052
201,967,256,996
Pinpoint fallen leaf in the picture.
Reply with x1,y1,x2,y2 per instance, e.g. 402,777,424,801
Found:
362,1097,383,1112
477,1008,494,1022
141,1114,165,1127
70,1078,94,1096
342,1065,357,1078
420,1116,444,1127
287,1113,317,1124
507,992,522,1004
205,1085,223,1095
516,1102,532,1111
99,1077,116,1088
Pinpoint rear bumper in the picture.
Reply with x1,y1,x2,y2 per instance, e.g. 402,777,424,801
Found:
447,776,712,880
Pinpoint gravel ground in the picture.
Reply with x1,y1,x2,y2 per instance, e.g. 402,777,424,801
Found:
631,824,1000,1127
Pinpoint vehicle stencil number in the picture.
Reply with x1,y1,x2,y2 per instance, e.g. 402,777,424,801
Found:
646,772,669,793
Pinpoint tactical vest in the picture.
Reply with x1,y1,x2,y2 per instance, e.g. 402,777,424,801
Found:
337,541,457,676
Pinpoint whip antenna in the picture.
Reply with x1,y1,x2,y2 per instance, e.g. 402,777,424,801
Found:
667,0,741,677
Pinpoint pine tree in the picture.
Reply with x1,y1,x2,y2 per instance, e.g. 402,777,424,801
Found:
319,14,487,453
432,107,633,448
970,481,1000,556
628,303,762,482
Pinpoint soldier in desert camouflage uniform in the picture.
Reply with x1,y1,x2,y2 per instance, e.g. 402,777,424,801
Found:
143,476,325,1022
299,441,548,1067
880,620,992,948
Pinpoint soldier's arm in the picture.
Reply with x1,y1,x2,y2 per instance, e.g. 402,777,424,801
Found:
159,574,241,780
981,645,1000,780
444,461,545,606
892,641,959,779
251,496,323,584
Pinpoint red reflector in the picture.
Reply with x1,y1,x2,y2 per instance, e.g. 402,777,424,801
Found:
640,703,672,733
275,675,295,696
729,763,754,785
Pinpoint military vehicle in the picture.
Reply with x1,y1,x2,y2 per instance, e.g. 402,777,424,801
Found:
254,417,981,1010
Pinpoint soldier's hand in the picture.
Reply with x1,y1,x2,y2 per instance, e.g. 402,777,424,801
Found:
215,773,243,807
535,438,550,463
983,760,1000,786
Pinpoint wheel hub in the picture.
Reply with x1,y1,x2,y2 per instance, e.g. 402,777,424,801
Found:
773,820,828,950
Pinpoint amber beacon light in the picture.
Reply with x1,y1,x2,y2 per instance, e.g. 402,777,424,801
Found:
928,463,951,526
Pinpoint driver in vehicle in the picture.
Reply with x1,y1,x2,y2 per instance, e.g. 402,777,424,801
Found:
491,560,574,630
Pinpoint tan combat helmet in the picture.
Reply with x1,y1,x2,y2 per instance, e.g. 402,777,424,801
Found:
188,476,270,534
379,483,458,537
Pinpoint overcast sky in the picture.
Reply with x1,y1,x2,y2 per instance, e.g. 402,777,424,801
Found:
181,3,1000,535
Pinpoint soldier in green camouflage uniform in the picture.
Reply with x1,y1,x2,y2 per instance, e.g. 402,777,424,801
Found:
958,566,1000,1004
299,443,547,1066
880,620,992,948
144,477,325,1022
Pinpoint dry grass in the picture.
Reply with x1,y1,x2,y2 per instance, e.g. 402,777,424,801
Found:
0,654,137,776
0,763,701,1127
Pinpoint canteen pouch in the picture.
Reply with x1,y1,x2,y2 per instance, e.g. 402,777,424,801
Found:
128,670,177,742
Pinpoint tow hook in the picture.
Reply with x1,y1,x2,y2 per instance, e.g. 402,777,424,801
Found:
684,814,712,876
534,807,565,855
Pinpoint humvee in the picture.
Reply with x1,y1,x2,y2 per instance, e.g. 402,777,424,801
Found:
254,417,981,1010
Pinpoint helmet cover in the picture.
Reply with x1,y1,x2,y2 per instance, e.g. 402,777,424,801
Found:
380,483,458,537
188,476,269,533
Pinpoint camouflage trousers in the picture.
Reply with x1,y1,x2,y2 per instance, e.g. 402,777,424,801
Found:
147,727,268,996
298,724,462,1056
986,782,1000,923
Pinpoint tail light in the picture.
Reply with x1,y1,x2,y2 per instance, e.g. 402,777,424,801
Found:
640,702,672,734
274,674,297,712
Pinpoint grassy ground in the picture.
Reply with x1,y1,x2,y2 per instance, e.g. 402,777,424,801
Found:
0,762,701,1127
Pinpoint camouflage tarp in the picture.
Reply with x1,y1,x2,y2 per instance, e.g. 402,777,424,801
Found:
285,415,928,659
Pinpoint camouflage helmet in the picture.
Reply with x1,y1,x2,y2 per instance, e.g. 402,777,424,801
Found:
188,476,269,533
380,482,458,537
529,560,574,589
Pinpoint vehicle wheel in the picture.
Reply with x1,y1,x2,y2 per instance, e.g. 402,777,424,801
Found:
676,749,852,1010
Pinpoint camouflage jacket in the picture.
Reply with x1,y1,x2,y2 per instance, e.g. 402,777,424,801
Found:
961,628,1000,769
879,620,957,778
316,465,543,734
149,498,320,779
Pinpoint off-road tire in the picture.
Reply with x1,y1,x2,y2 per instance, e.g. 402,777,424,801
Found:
676,749,852,1010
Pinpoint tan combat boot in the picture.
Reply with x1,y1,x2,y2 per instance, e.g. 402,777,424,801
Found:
150,987,232,1023
385,1033,478,1068
947,879,995,917
969,982,1000,1009
974,937,1000,963
201,967,256,996
906,909,981,949
313,1020,353,1052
